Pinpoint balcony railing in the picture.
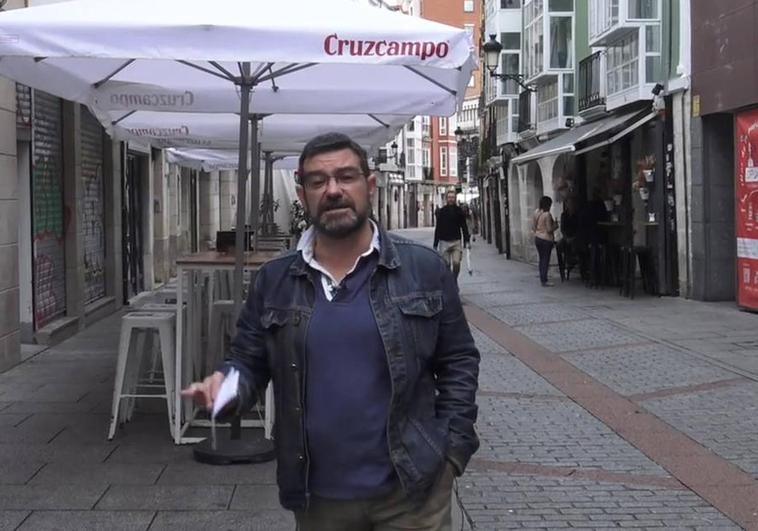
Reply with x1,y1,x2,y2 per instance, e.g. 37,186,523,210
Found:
578,52,606,113
517,91,532,133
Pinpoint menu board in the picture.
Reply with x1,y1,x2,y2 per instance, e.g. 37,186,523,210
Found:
735,109,758,309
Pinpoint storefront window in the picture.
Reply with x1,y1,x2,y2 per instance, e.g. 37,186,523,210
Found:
549,16,573,69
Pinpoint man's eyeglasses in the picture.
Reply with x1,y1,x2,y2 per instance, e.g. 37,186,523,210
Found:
301,170,365,192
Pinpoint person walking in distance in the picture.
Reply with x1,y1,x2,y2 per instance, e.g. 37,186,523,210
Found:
533,195,557,287
433,189,471,282
182,133,480,531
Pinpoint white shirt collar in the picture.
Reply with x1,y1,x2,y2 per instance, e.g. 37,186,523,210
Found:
297,220,381,300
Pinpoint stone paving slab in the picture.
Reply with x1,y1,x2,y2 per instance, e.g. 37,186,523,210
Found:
0,383,90,404
0,412,28,428
487,303,590,327
0,461,44,485
0,511,30,531
477,353,564,397
148,510,294,531
157,462,277,486
516,319,645,353
465,291,557,309
457,471,740,530
0,414,80,444
16,510,154,531
105,442,196,465
28,463,164,486
96,485,234,511
643,382,758,477
0,442,115,465
563,343,741,396
0,484,107,510
476,395,669,476
229,485,282,511
1,401,104,415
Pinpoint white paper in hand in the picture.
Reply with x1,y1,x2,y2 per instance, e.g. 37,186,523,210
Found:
210,368,239,451
212,368,239,419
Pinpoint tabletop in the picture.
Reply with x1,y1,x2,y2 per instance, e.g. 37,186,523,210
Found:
175,250,281,267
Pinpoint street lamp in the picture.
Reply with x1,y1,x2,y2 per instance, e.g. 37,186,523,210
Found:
482,35,535,93
454,126,464,143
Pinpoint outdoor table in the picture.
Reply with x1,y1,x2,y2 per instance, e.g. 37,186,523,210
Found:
174,251,279,444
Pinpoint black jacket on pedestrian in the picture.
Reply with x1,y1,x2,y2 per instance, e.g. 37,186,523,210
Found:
433,204,470,248
222,227,480,510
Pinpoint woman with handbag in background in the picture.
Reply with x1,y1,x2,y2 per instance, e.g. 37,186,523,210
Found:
532,196,556,287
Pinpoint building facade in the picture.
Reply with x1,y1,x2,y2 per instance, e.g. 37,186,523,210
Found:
488,0,691,300
421,0,482,210
690,0,757,304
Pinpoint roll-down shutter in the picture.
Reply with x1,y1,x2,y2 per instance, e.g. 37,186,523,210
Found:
81,108,106,303
32,90,66,329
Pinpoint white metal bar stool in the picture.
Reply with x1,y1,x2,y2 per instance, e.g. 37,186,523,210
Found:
108,311,176,440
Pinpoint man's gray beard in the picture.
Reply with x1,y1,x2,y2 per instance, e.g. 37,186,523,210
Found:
309,207,370,239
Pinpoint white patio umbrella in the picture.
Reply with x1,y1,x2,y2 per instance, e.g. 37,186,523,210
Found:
106,111,408,152
0,0,475,312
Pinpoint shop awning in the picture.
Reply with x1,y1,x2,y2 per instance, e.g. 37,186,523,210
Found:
574,111,658,156
511,110,648,165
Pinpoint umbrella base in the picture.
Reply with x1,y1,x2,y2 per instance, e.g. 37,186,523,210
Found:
193,434,275,465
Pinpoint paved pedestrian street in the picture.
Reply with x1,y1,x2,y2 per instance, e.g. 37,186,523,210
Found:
1,228,757,530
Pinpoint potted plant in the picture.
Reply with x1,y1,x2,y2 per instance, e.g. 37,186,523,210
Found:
634,155,656,201
289,199,308,245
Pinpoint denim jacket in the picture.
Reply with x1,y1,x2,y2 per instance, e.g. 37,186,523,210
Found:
223,228,480,510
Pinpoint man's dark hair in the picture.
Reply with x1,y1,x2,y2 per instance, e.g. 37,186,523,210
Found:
539,195,553,211
298,132,370,182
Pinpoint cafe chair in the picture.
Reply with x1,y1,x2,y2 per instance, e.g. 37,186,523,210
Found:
108,312,176,441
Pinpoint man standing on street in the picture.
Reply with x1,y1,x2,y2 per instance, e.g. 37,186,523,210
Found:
183,133,480,531
434,189,471,282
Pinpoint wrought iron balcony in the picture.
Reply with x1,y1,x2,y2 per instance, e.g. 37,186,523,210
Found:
578,52,606,114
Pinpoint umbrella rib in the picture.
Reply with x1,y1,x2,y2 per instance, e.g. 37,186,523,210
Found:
251,62,274,82
256,63,316,83
367,114,390,128
209,61,236,80
111,109,137,126
403,65,456,96
177,60,235,82
93,59,135,88
267,65,279,93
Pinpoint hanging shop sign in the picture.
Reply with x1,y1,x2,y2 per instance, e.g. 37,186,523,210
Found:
735,108,758,310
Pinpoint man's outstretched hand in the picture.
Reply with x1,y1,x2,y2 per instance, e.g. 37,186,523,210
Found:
181,371,225,410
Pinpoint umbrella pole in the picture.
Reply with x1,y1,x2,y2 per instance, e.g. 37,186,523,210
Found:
233,68,251,316
249,118,261,251
194,63,274,465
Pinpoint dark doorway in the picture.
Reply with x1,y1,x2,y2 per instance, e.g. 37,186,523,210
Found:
123,151,145,303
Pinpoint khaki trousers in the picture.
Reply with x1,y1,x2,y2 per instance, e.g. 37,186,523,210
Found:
438,240,462,276
295,464,455,531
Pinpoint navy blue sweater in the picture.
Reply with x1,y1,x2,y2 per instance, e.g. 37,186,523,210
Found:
304,252,396,499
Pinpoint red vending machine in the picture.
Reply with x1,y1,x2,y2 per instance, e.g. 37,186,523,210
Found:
735,109,758,309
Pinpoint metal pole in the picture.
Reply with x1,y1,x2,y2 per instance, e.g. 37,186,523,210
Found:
249,118,261,250
233,63,251,314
